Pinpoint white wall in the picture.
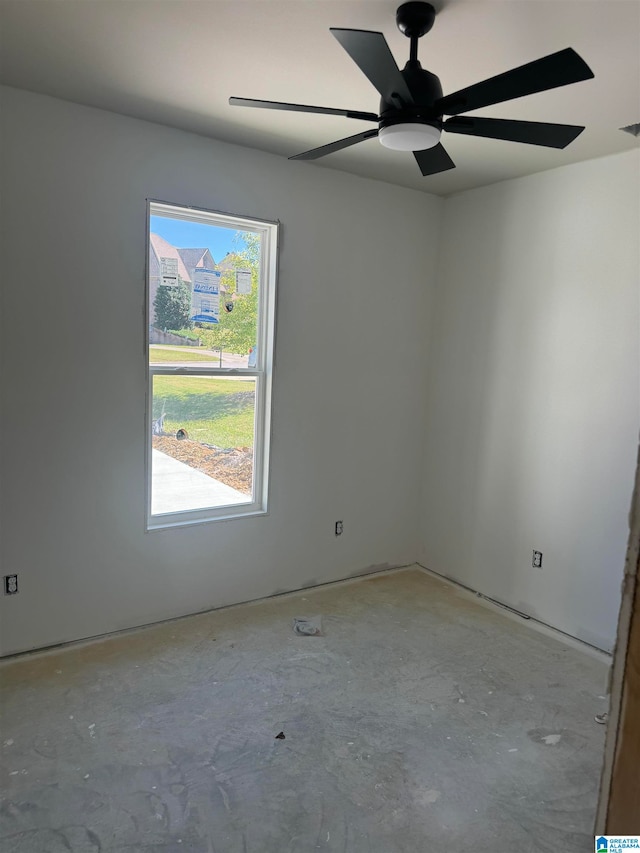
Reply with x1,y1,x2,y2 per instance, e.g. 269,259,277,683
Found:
0,86,442,656
419,150,640,652
2,86,636,658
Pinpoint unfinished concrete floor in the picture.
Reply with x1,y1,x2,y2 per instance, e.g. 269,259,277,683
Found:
1,567,608,852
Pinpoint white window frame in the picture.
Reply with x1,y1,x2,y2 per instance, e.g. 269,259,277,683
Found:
146,200,278,530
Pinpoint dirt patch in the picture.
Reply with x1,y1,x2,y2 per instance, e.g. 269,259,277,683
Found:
153,436,252,495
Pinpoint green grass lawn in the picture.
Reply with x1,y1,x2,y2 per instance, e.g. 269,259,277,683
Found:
153,376,255,448
150,346,218,363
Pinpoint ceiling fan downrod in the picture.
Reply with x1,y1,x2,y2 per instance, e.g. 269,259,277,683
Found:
396,1,436,65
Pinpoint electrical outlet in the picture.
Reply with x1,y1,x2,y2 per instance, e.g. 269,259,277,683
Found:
532,550,543,568
335,520,343,536
4,574,18,595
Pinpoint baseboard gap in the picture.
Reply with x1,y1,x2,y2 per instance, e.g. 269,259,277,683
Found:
0,561,417,663
416,562,611,663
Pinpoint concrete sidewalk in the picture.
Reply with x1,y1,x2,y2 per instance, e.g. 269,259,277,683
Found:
151,449,248,515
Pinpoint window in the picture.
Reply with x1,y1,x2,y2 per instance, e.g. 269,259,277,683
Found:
146,201,278,529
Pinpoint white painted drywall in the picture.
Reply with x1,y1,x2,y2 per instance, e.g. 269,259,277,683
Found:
2,86,636,658
0,86,442,656
419,150,640,652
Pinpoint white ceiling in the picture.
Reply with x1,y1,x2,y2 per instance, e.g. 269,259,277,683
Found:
0,0,638,196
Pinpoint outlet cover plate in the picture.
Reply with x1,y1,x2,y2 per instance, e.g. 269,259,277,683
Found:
4,575,18,595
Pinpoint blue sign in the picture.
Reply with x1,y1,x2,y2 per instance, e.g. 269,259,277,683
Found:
191,268,221,324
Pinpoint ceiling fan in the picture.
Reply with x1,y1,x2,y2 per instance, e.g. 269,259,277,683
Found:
229,1,594,176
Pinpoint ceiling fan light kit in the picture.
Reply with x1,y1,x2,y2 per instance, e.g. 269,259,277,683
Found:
378,122,441,151
230,1,594,177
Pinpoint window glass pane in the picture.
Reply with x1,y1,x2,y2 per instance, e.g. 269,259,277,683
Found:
147,201,276,527
149,215,260,369
151,375,256,515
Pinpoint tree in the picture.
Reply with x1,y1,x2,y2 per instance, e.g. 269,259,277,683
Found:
153,280,192,331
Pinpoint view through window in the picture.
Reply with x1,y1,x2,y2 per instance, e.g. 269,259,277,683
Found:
147,202,277,528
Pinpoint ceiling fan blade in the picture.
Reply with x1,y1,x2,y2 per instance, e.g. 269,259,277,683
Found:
436,48,594,116
330,29,414,105
414,144,456,176
445,116,585,149
289,129,379,161
229,97,378,123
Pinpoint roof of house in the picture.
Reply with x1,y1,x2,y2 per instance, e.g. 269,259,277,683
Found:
178,247,215,273
149,233,192,282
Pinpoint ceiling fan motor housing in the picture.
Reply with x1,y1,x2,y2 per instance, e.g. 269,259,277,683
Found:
379,65,443,132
